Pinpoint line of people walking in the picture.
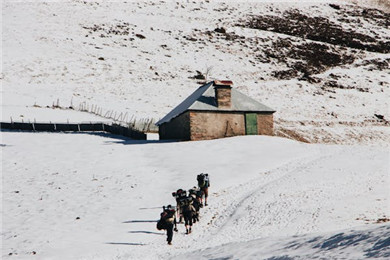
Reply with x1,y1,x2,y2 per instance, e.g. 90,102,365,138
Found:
156,173,210,245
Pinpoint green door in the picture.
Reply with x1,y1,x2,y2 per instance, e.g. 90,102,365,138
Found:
245,113,258,135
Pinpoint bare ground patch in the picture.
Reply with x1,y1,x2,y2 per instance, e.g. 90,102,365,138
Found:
239,7,389,53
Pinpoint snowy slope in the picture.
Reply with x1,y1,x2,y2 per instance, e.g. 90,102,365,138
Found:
2,132,389,259
2,0,389,144
174,223,390,260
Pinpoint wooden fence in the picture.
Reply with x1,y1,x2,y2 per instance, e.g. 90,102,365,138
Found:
0,121,147,140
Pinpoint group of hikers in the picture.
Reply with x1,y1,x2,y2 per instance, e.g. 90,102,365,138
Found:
156,173,210,245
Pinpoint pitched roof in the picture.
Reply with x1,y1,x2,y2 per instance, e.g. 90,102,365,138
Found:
156,81,275,125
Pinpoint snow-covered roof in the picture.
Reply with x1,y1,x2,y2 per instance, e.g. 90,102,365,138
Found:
156,81,275,125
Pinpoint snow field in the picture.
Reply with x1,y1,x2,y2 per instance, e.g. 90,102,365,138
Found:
174,223,390,259
2,131,389,259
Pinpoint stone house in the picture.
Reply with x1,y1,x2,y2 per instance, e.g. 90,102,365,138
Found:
156,80,275,141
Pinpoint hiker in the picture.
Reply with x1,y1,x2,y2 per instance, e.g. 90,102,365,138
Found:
157,205,177,245
191,193,201,223
181,196,196,234
197,173,210,206
172,189,186,223
189,187,201,223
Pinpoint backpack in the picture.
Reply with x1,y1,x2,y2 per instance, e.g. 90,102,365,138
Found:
197,174,205,187
204,174,210,187
157,219,166,230
173,189,187,201
179,196,192,207
198,173,209,188
157,212,168,230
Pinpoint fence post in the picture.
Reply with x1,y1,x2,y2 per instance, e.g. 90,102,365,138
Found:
124,112,128,122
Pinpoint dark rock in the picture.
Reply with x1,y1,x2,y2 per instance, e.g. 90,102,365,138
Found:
374,114,384,120
271,69,298,80
329,4,341,10
189,70,206,80
135,34,146,39
214,27,226,33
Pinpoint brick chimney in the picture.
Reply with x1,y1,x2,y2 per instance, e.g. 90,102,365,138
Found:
214,80,233,109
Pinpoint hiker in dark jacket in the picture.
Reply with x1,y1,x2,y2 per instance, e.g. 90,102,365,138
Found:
172,189,186,223
158,205,177,245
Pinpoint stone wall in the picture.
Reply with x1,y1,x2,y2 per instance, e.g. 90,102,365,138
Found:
257,113,274,135
159,111,274,141
159,112,190,140
189,111,245,141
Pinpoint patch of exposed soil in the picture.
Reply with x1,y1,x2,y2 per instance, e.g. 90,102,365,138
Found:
260,39,356,79
321,80,369,93
376,218,390,223
239,8,390,53
276,120,390,144
335,4,390,27
356,217,390,224
358,58,390,71
197,27,358,81
275,127,310,143
82,22,133,37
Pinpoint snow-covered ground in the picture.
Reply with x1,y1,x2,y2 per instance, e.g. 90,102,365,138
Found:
174,223,390,259
2,0,390,259
2,0,389,143
2,132,389,259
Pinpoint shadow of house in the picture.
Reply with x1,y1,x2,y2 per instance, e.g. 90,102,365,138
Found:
156,80,276,141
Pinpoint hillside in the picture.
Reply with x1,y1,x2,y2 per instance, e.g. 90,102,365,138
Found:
2,0,389,144
2,132,389,259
